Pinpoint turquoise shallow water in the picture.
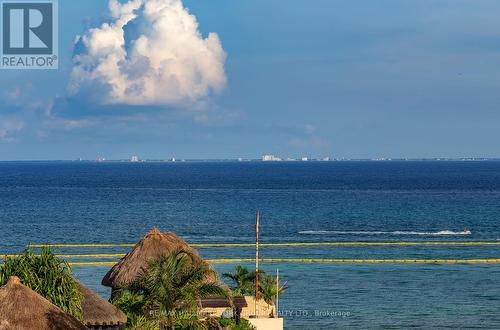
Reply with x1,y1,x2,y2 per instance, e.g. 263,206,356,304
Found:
1,161,500,328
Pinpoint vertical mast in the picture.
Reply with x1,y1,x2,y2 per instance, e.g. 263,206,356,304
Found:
276,268,279,316
255,210,260,317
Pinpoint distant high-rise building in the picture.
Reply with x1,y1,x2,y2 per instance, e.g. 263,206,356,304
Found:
262,154,282,161
131,155,139,162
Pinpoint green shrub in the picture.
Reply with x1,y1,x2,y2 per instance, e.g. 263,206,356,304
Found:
219,317,256,330
112,288,146,321
0,247,83,320
126,315,160,330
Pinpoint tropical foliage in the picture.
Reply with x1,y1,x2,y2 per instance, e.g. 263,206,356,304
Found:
0,247,84,321
258,274,288,316
222,265,256,295
126,315,160,330
112,289,146,324
111,251,275,329
113,248,231,330
218,317,256,330
223,266,288,317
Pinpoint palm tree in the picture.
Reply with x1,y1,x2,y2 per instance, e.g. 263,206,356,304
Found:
222,266,257,295
258,274,288,317
140,249,231,330
112,289,146,324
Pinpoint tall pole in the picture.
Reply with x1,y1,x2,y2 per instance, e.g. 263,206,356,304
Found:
276,268,279,317
255,210,260,318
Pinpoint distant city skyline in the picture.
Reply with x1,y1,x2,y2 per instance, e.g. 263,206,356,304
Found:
2,0,500,160
11,155,497,162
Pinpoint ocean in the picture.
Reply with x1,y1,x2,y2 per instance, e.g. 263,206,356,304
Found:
1,161,499,329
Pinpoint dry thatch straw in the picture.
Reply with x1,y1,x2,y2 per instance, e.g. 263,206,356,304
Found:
102,227,213,289
77,281,127,329
0,276,88,330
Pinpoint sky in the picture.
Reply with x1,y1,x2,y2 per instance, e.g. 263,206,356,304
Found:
1,0,500,160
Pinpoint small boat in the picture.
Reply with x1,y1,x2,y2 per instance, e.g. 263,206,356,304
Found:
463,229,471,235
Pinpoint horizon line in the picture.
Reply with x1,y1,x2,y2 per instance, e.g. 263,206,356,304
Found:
0,157,499,163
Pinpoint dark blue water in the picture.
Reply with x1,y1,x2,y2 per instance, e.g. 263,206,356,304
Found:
1,161,500,329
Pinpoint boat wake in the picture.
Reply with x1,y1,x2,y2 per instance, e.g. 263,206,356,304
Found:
298,230,471,236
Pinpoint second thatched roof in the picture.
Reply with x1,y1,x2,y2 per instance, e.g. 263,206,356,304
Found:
77,281,127,327
0,276,88,330
102,228,211,288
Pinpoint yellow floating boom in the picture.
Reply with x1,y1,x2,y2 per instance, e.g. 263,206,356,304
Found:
65,258,500,266
2,254,500,262
208,258,500,263
1,254,124,259
27,241,500,248
29,243,136,248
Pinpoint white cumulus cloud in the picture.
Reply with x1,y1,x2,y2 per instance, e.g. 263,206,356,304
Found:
68,0,227,106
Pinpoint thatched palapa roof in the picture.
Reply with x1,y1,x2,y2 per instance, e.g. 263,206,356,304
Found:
0,276,88,330
102,227,211,288
77,281,127,328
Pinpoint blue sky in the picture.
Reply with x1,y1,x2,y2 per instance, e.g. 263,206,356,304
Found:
1,0,500,160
